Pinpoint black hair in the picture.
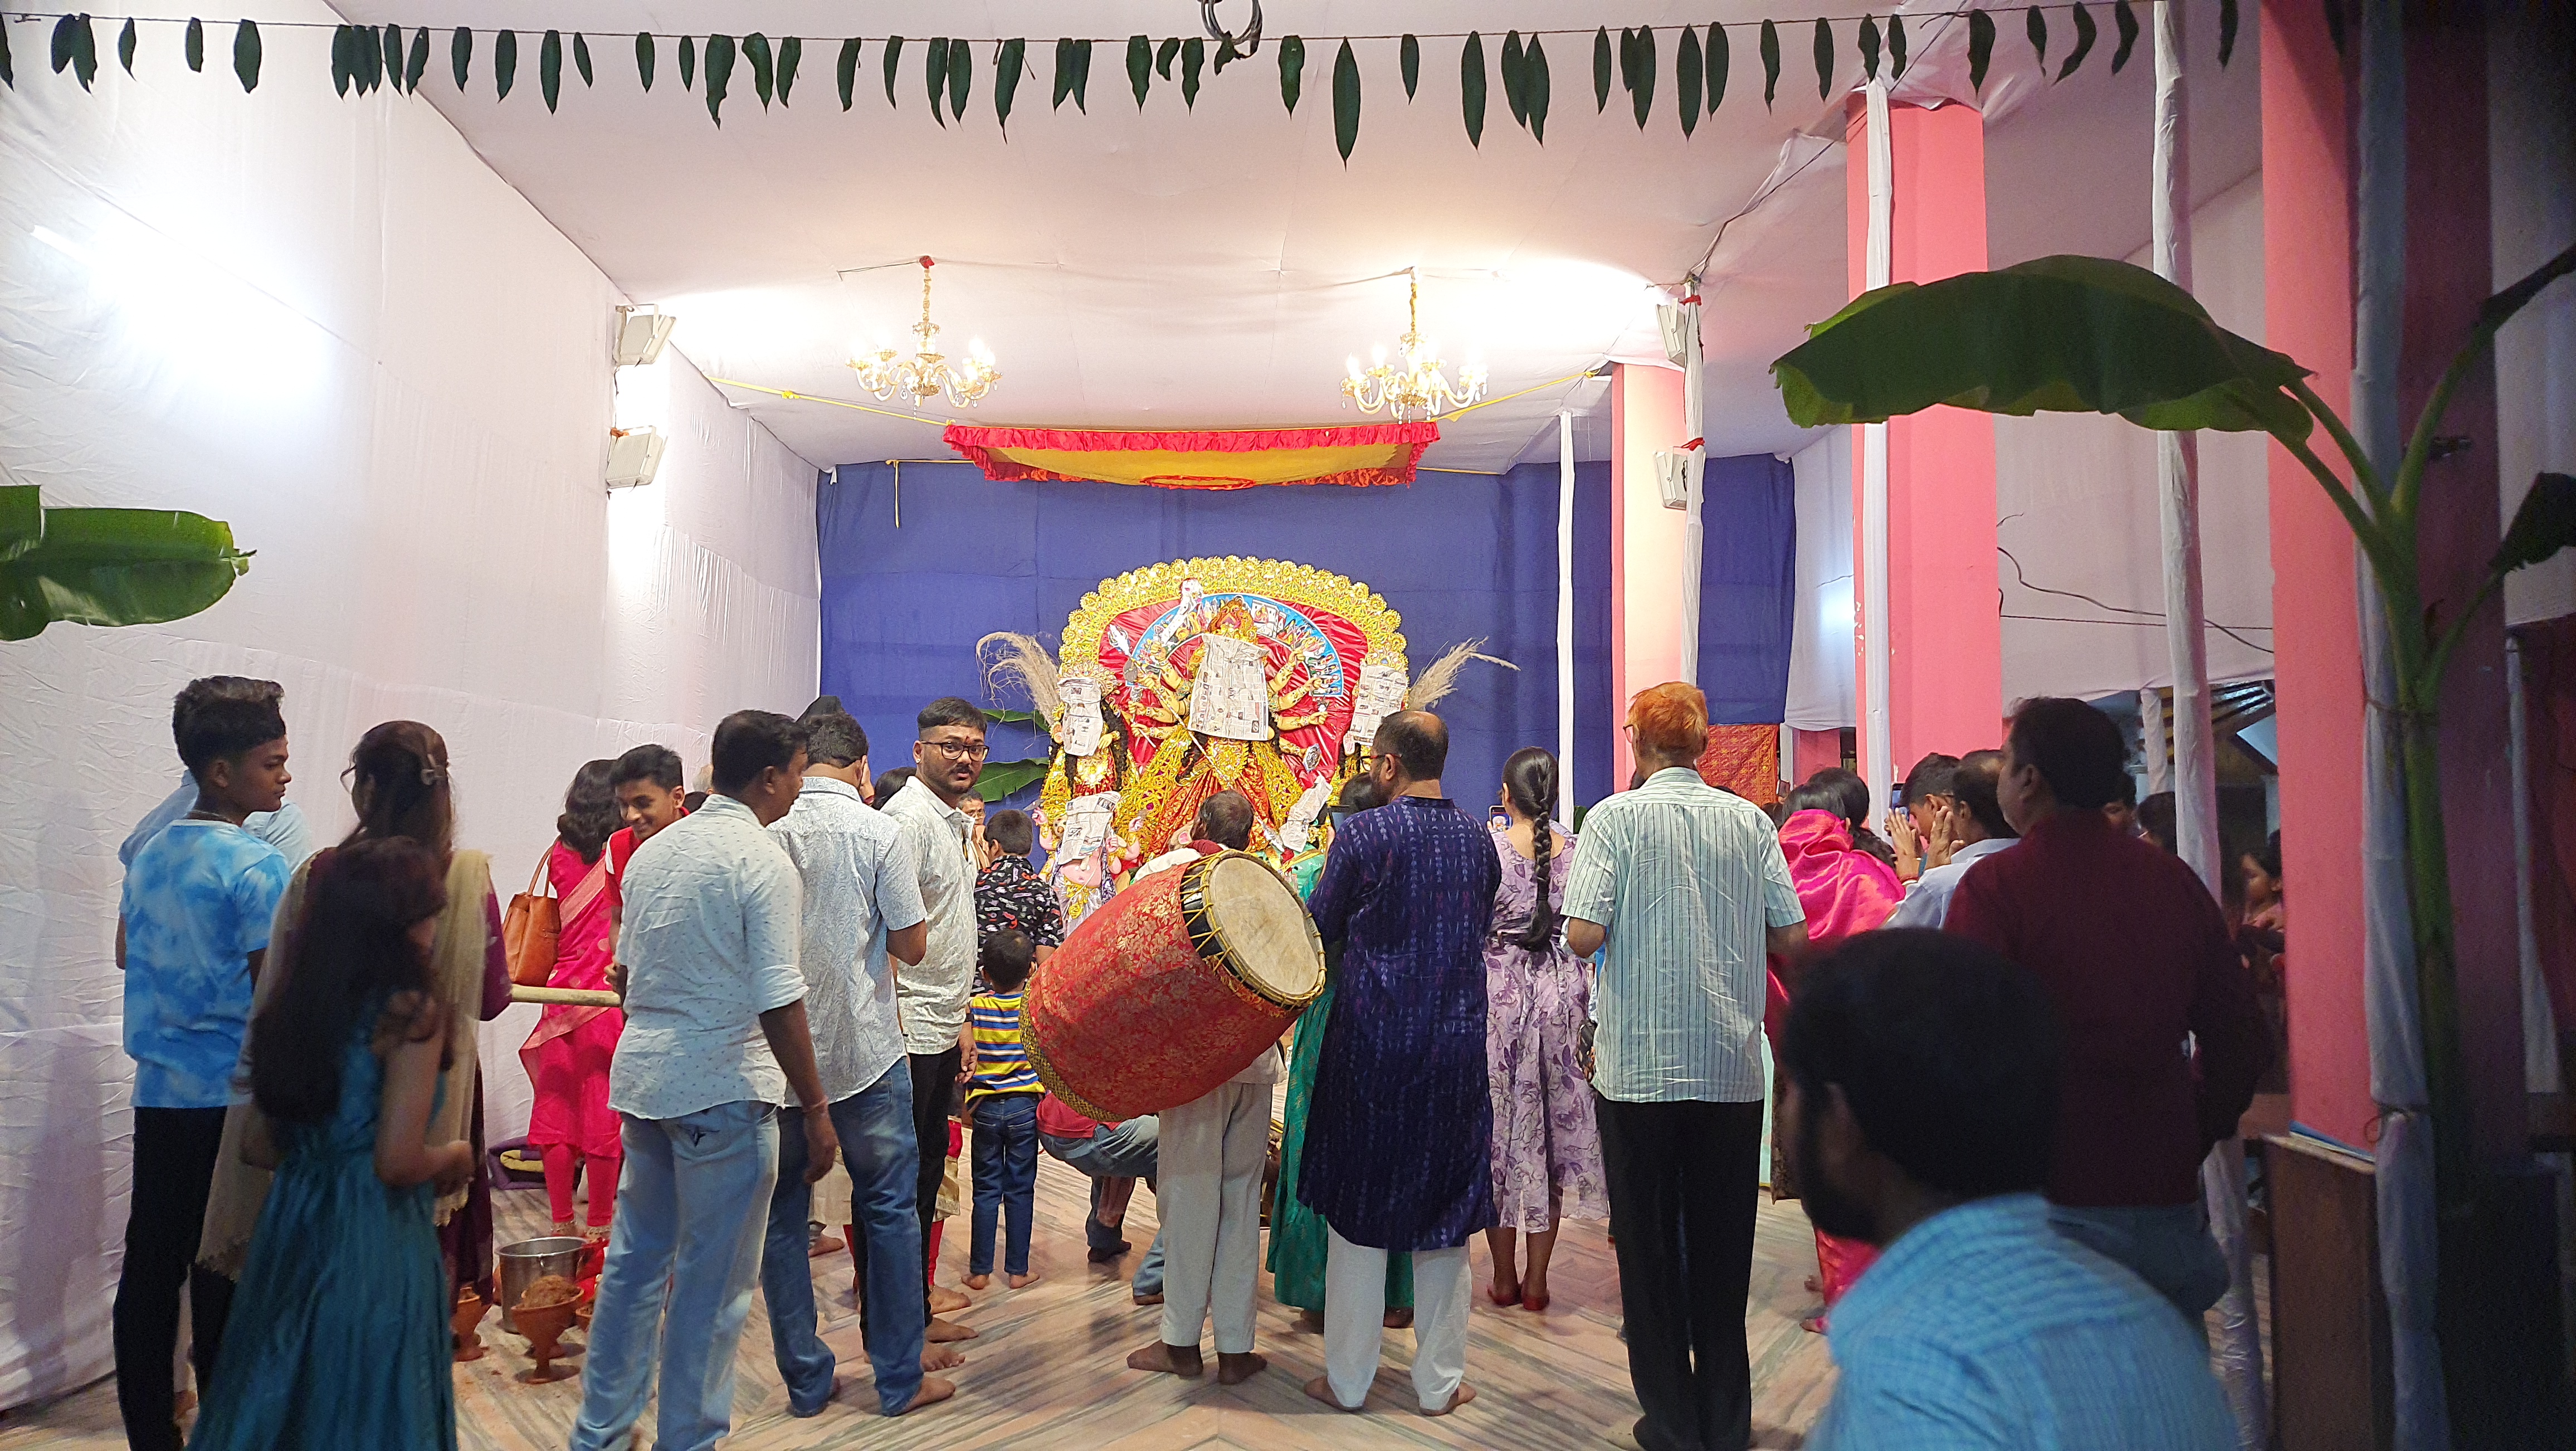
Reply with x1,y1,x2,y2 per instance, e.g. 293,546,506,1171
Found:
988,808,1035,856
341,720,456,861
1902,752,1959,805
1196,790,1256,850
1802,766,1898,864
1335,773,1380,811
1782,781,1848,822
918,697,989,737
980,927,1036,991
1504,747,1562,952
558,759,621,864
874,766,917,806
2250,830,2283,882
174,681,288,783
611,743,684,792
802,712,870,769
2138,791,2178,853
1374,710,1449,781
251,839,450,1124
710,710,808,796
2005,697,2129,811
803,694,846,718
1779,929,2061,1201
2111,771,2139,809
1952,749,2015,840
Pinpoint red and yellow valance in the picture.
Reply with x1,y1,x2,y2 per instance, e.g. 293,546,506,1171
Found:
943,422,1438,490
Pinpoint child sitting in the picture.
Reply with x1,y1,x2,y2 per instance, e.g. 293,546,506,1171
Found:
962,929,1045,1291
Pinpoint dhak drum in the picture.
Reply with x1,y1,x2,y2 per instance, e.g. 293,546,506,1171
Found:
1026,849,1324,1121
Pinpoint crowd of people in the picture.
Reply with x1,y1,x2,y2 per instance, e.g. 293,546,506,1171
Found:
109,671,2275,1450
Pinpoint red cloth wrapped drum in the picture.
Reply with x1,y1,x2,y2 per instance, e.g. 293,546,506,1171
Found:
1026,849,1325,1121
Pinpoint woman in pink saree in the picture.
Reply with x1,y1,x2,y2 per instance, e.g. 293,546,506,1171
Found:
519,761,626,1240
1773,783,1905,1326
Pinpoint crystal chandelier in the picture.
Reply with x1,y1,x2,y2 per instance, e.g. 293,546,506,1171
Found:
1341,269,1486,421
847,256,1001,408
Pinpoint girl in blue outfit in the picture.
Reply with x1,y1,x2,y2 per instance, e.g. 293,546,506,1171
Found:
189,838,477,1451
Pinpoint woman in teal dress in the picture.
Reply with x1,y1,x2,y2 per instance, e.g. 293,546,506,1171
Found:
1268,780,1414,1326
191,839,477,1451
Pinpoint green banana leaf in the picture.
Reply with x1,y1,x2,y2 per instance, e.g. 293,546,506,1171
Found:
975,756,1049,802
0,486,250,641
1772,254,2314,438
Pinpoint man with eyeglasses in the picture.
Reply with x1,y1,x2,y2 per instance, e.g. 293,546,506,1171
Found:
879,697,992,1346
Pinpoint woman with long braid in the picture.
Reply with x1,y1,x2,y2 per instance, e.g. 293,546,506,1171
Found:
1479,747,1609,1312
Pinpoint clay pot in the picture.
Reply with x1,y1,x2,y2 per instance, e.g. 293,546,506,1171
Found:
514,1299,579,1384
452,1290,487,1362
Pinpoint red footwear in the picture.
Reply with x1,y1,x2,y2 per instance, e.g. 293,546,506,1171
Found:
1521,1290,1549,1313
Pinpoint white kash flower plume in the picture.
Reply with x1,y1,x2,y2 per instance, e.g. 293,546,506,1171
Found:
975,631,1064,720
1403,638,1518,711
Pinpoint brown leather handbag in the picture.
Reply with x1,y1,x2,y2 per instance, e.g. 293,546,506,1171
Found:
502,851,560,986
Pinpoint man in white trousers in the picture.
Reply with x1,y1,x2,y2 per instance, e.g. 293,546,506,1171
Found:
1124,791,1278,1385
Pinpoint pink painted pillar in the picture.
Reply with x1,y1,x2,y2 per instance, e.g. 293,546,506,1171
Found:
2261,0,2370,1149
1845,100,2004,788
1609,362,1690,790
1792,728,1844,783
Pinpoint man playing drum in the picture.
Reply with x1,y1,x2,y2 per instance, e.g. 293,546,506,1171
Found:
1299,712,1502,1417
1124,791,1279,1386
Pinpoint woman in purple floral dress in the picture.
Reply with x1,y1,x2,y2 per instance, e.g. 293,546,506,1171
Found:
1481,748,1611,1312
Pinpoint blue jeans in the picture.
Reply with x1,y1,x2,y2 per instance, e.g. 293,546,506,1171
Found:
969,1094,1040,1277
1042,1118,1165,1297
763,1065,924,1416
571,1101,778,1451
2049,1200,2229,1329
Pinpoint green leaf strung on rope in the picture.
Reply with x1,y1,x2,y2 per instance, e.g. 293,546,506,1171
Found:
1277,33,1302,113
2026,7,2047,73
924,36,948,123
1626,25,1655,130
1968,10,1994,92
1858,15,1880,82
331,25,352,96
1677,27,1702,137
56,14,96,91
1460,32,1499,142
118,18,135,76
743,32,772,108
574,31,593,87
1213,34,1237,74
1760,19,1779,108
948,36,973,121
1056,36,1079,109
1525,37,1550,143
996,37,1025,133
540,30,563,111
704,33,734,124
407,26,428,91
2218,0,2239,66
1706,23,1727,113
1592,27,1609,111
777,37,799,104
2496,474,2576,577
2111,0,2139,72
185,17,203,74
0,19,14,89
1402,33,1421,100
1890,15,1909,81
1125,34,1149,107
0,486,253,643
494,28,516,100
837,37,858,109
233,18,258,91
1070,37,1091,110
1500,31,1526,128
1331,38,1358,162
1812,18,1832,102
1156,36,1179,80
357,22,382,92
680,33,695,91
381,23,402,90
1770,255,2314,437
1179,36,1202,109
2058,3,2096,81
635,32,653,91
883,36,902,107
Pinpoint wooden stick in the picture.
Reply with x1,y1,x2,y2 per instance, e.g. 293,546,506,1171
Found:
509,985,622,1007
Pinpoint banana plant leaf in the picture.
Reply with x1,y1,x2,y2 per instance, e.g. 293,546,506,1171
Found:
975,757,1049,802
0,487,250,641
1771,255,2313,437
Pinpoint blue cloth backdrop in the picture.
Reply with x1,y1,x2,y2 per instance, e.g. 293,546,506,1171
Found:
1698,452,1798,725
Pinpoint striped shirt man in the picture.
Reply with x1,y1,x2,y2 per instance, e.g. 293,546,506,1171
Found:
1808,1194,2235,1449
965,987,1042,1103
1560,766,1804,1104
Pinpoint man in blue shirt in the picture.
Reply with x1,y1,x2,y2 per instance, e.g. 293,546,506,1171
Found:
113,678,296,1451
1782,929,2235,1450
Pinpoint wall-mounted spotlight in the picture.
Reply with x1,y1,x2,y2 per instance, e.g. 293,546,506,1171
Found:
613,304,677,367
605,426,666,489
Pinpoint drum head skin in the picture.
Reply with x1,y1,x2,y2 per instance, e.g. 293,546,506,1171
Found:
1183,853,1325,1009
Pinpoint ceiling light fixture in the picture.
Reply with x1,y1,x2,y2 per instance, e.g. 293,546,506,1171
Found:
847,256,1000,408
1341,269,1486,422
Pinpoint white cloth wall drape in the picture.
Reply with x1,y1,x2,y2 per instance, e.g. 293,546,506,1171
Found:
1783,429,1857,731
0,7,820,1406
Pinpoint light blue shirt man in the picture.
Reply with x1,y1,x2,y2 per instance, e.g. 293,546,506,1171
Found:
1809,1194,2236,1450
1886,836,2017,930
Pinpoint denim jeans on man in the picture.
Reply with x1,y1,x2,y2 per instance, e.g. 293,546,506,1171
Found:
570,1101,778,1451
763,1064,924,1416
1041,1116,1166,1297
2048,1201,2230,1331
969,1093,1041,1277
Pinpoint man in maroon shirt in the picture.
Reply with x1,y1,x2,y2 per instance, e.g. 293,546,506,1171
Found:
1944,697,2272,1325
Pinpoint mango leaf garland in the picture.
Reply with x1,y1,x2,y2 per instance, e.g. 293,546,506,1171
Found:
118,18,134,76
1331,38,1358,162
1968,9,1995,92
1156,36,1179,80
407,27,428,91
778,35,801,104
1591,27,1609,111
1460,31,1485,147
1676,26,1701,137
1525,37,1549,142
186,17,203,74
1067,36,1090,108
1706,22,1727,113
2026,7,2048,72
704,32,733,124
1125,34,1148,106
996,37,1024,132
1179,35,1202,108
1859,14,1880,82
1213,33,1239,74
680,34,695,91
838,37,860,109
635,31,655,90
2218,0,2240,66
233,18,258,91
2058,3,2096,80
574,31,593,87
1277,33,1301,113
883,36,902,106
540,28,562,111
1058,37,1086,110
494,28,516,100
924,36,948,123
54,14,95,91
357,23,381,91
1889,15,1908,81
743,32,772,106
948,36,973,119
1813,18,1832,102
2111,0,2140,72
1623,25,1655,130
331,24,351,96
1500,31,1525,129
0,19,12,87
382,23,403,89
1760,19,1779,108
1402,33,1419,99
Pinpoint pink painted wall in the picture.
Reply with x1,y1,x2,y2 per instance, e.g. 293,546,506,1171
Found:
1793,727,1845,783
2262,0,2372,1150
1845,100,2006,783
1609,362,1690,790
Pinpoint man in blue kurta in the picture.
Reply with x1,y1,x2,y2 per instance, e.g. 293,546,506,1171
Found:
1299,710,1502,1417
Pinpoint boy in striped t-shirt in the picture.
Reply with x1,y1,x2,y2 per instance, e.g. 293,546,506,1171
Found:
963,929,1044,1289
